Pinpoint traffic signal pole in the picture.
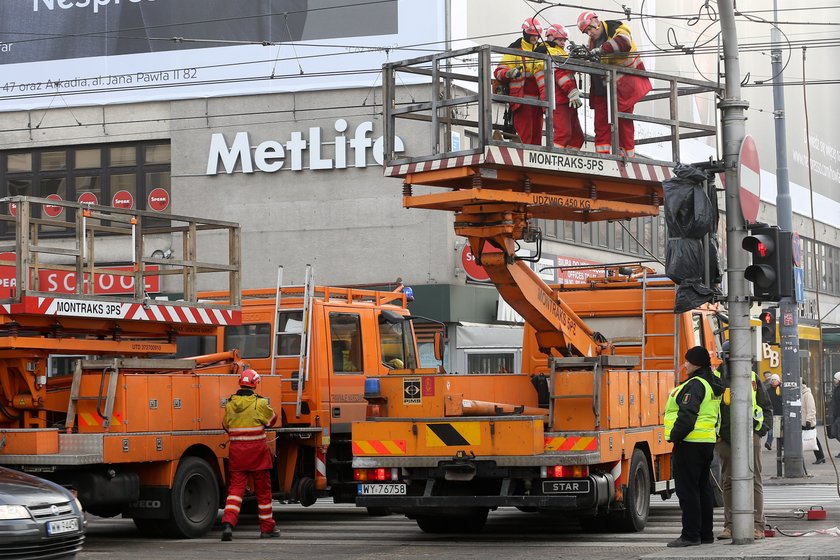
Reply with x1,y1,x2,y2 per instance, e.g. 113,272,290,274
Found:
771,0,805,478
718,1,755,545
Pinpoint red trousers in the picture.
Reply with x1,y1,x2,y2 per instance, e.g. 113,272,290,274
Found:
221,469,275,533
551,105,584,149
513,104,543,145
592,94,636,154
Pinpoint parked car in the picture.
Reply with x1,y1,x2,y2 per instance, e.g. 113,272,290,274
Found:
0,466,85,559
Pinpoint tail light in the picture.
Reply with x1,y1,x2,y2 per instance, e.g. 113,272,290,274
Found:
541,465,589,479
353,468,399,481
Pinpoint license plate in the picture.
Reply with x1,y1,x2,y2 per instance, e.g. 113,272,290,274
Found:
542,479,591,494
47,517,79,535
358,483,406,495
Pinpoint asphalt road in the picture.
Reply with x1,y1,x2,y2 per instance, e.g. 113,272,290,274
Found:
75,481,840,560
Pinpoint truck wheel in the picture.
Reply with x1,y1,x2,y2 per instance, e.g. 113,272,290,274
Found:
416,509,488,533
613,449,651,532
168,457,220,538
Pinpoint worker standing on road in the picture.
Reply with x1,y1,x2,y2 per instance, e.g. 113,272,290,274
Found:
576,11,652,157
220,369,280,541
534,24,584,150
715,365,772,541
494,17,546,145
664,346,724,548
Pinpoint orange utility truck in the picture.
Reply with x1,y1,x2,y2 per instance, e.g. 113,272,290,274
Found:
198,273,436,508
0,196,273,538
351,45,725,532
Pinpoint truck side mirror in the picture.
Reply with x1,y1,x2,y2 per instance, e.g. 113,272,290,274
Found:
434,331,445,363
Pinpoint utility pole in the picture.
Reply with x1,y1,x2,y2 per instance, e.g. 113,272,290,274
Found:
718,0,754,545
771,0,805,478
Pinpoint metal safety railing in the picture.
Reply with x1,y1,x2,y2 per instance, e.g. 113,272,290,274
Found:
0,196,241,310
382,44,723,167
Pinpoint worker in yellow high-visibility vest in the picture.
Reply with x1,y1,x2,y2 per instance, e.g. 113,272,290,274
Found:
664,346,724,548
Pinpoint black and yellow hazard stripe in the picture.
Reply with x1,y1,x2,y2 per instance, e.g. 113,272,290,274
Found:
424,422,481,447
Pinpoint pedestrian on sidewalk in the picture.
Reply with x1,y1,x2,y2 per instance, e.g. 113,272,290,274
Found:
801,381,825,465
664,346,724,548
716,368,772,541
763,373,782,450
828,372,840,458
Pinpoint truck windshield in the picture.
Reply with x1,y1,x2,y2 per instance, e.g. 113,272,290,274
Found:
378,313,418,369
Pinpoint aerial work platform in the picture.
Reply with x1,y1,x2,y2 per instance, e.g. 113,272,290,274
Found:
381,45,721,222
0,196,241,338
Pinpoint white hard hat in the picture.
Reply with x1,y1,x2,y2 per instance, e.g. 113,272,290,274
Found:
834,371,840,382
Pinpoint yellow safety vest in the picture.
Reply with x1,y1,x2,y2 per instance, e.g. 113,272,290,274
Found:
664,376,721,443
721,371,765,432
594,21,645,71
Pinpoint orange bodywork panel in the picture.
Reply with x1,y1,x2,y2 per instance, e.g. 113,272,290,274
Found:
551,368,675,432
353,416,545,457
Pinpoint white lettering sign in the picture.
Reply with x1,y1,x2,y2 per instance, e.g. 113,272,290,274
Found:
762,342,779,369
35,0,153,15
206,119,404,175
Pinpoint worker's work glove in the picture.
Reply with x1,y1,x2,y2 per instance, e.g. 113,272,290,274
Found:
507,66,523,80
568,88,582,109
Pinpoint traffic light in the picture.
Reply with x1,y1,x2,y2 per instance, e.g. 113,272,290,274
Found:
742,225,793,301
759,308,777,344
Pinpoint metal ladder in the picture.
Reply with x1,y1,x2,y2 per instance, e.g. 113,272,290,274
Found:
639,270,679,371
65,359,120,433
271,265,315,419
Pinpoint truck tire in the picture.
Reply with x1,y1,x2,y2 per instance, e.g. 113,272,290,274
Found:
415,509,488,533
168,457,220,538
612,449,651,532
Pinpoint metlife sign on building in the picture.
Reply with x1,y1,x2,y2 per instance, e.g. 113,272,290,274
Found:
206,120,404,175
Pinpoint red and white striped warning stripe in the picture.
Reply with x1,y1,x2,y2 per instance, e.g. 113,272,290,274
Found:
384,153,484,177
617,160,673,182
387,145,672,184
0,296,238,325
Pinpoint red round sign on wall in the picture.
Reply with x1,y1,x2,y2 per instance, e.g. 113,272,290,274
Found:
7,202,16,217
147,188,169,212
77,192,98,205
112,190,134,209
460,242,503,282
44,194,63,217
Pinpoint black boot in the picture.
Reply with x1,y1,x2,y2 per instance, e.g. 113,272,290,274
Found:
221,523,233,542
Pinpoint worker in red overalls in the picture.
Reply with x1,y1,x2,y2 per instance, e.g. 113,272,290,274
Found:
577,11,652,158
494,17,546,145
535,24,584,149
220,369,279,541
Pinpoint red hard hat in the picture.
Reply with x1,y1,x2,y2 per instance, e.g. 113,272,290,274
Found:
521,17,543,36
239,369,260,388
545,24,569,42
577,11,598,32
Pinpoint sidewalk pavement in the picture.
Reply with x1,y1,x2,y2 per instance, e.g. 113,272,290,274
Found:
643,438,840,560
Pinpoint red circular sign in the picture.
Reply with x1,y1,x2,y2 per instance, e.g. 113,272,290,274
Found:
112,190,134,209
460,242,502,282
44,194,63,217
77,192,98,205
147,188,170,212
738,135,761,224
7,202,16,217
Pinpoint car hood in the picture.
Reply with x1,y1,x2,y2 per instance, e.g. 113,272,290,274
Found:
0,467,72,506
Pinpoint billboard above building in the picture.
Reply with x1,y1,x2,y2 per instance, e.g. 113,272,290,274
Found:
0,0,440,111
